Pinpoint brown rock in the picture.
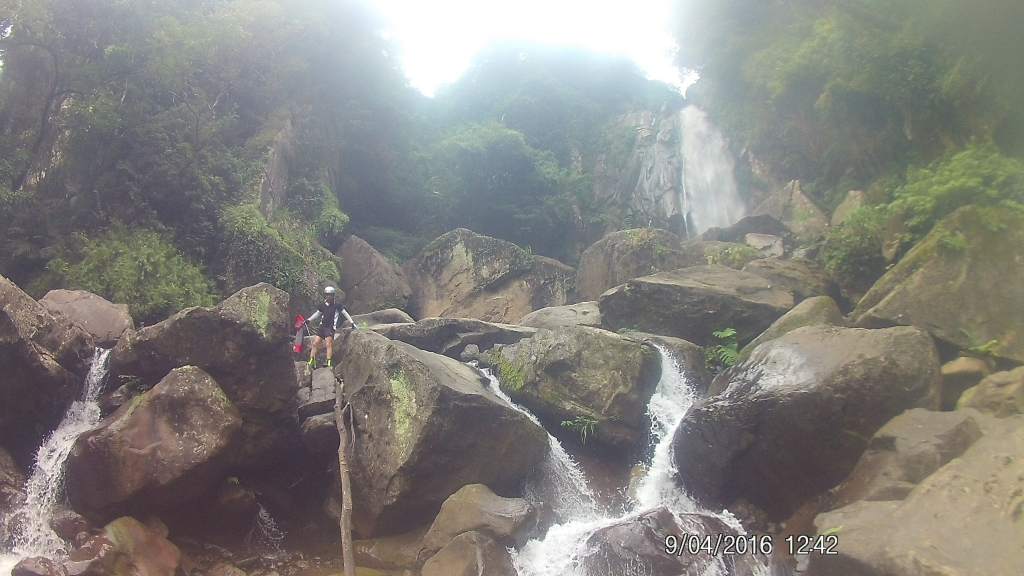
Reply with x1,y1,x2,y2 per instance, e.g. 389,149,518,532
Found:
422,484,538,552
353,525,429,571
575,228,693,301
421,531,516,576
66,366,241,521
66,516,181,576
40,290,133,347
940,356,993,410
336,235,412,314
957,366,1024,417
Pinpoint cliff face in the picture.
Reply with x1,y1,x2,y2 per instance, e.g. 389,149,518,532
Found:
591,105,747,239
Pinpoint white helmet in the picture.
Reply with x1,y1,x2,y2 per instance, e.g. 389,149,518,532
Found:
324,286,336,295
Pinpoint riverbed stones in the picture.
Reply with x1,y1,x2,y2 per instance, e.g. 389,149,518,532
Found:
335,329,547,537
401,228,572,323
109,283,299,466
854,205,1024,365
422,484,538,552
599,265,794,346
65,366,241,521
39,289,133,347
957,366,1024,417
575,228,694,301
336,235,412,314
809,414,1024,576
672,325,942,521
491,325,661,450
1,275,95,467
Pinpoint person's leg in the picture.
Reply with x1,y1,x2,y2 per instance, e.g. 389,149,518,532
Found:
309,335,321,366
324,335,334,366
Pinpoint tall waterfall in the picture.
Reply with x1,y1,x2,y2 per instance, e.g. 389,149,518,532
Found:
678,105,747,237
1,348,110,569
486,346,764,576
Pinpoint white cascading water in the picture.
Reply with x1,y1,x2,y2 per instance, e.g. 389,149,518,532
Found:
483,346,764,576
679,105,747,237
1,349,110,572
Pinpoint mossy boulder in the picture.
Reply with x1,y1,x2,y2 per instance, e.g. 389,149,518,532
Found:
334,329,547,537
673,325,942,521
66,366,241,522
1,274,95,467
401,229,571,323
487,325,661,450
738,295,844,361
109,284,299,467
599,265,794,346
575,228,697,301
853,206,1024,364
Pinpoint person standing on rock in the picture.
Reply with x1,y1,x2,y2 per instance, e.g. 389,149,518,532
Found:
307,286,356,368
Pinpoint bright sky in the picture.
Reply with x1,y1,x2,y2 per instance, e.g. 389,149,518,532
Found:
363,0,687,97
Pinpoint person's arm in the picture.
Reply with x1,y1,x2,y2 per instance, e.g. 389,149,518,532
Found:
342,308,357,329
307,310,322,324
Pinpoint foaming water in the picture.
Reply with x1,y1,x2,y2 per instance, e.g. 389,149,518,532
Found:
245,503,285,554
485,345,759,575
2,349,110,569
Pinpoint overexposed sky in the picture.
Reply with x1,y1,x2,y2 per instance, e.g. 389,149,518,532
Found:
363,0,685,96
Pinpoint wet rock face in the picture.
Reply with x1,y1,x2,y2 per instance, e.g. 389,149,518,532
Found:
336,329,547,537
810,415,1024,576
672,325,942,521
580,507,766,576
39,289,133,348
1,275,95,467
65,366,241,522
575,228,694,301
401,228,572,323
599,264,795,346
494,325,662,450
336,235,412,314
854,205,1024,365
109,284,299,466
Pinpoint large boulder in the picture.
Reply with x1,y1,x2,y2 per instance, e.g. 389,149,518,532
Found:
575,228,697,301
336,235,412,314
63,516,181,576
853,206,1024,364
487,326,661,450
401,229,572,323
1,275,95,466
352,308,414,327
108,284,299,466
738,295,845,361
422,484,539,552
957,366,1024,417
65,366,241,521
39,289,133,348
809,414,1024,576
750,180,829,243
599,265,794,346
516,301,602,330
334,329,547,537
371,317,535,360
940,356,994,411
741,258,839,303
826,408,984,505
672,325,942,521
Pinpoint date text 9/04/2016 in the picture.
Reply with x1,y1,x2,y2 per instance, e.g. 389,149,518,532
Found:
663,534,839,556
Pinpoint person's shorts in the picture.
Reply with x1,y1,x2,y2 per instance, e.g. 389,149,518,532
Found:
317,325,336,338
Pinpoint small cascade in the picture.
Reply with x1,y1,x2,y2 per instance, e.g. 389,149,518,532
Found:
679,105,747,237
498,345,760,576
6,348,111,564
245,503,285,554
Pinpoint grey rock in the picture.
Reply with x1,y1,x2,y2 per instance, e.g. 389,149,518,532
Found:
422,484,538,552
517,301,603,330
40,289,133,347
336,235,412,314
300,413,339,454
369,316,535,360
957,366,1024,417
940,356,994,411
421,531,516,576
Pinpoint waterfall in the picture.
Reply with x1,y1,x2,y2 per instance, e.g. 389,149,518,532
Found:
497,345,760,576
679,105,746,237
245,503,285,554
2,348,110,568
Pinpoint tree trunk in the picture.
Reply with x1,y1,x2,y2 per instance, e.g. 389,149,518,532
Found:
335,387,356,576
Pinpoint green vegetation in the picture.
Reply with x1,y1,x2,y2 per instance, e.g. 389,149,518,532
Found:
488,349,527,392
704,243,762,269
819,205,890,292
560,415,598,444
705,328,740,371
47,225,215,324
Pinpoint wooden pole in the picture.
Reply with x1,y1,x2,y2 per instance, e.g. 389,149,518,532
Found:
335,385,356,576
